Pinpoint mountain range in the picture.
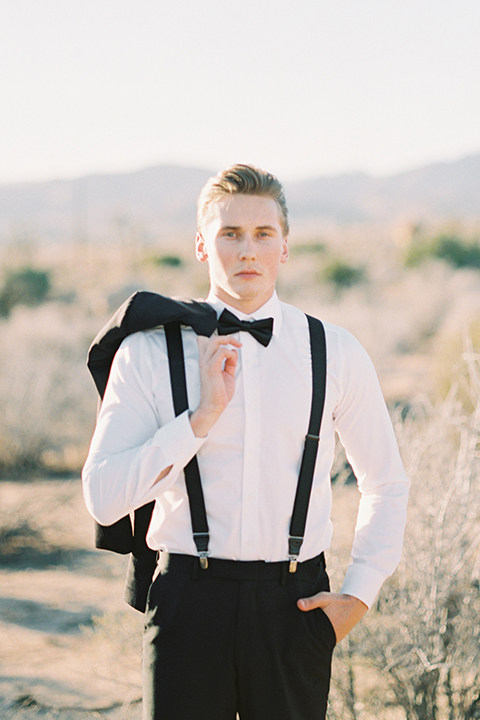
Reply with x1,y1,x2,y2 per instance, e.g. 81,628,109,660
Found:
0,154,479,244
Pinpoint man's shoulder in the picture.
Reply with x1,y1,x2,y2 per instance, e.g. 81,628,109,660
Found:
119,323,198,360
279,300,360,346
119,325,166,348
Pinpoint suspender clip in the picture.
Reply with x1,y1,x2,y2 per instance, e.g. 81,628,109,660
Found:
193,532,210,569
288,535,303,573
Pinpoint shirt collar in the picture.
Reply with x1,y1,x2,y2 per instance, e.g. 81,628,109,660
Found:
206,291,283,338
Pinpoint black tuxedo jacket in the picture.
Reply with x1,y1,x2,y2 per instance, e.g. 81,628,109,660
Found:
87,291,218,611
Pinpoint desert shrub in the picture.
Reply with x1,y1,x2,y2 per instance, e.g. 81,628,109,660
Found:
405,233,480,270
322,259,366,291
0,266,51,318
291,241,326,255
84,609,143,655
328,344,480,720
0,304,97,473
150,254,184,268
433,234,480,269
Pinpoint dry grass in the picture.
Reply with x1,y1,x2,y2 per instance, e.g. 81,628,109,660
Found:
2,223,480,473
2,223,480,717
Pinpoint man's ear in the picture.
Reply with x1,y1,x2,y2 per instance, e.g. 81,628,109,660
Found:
195,233,208,263
280,236,289,264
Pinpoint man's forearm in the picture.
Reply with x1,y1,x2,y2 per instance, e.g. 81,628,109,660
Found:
189,406,222,438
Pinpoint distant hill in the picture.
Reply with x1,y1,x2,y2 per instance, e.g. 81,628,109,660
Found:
0,165,213,245
0,155,479,244
286,154,480,225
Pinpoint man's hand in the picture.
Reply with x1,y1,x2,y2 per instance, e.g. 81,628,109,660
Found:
189,334,242,438
297,592,368,643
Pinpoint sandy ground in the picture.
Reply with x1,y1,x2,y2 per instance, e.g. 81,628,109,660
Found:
0,479,144,719
0,477,360,720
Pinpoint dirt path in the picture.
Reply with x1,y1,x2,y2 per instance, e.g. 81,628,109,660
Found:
0,479,143,719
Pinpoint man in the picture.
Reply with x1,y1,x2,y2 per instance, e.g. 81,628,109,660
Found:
82,164,409,720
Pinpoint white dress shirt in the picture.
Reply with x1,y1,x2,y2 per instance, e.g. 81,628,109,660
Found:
82,291,409,608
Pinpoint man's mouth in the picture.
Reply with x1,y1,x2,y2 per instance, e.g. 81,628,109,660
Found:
235,269,260,277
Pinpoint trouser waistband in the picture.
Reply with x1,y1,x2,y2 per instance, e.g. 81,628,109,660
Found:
162,552,326,583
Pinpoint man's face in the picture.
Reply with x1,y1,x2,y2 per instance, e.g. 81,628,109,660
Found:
195,194,289,314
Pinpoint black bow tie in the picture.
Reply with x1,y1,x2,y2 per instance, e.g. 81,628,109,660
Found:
217,308,274,347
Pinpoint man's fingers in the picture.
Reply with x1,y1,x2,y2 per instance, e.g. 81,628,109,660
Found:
215,334,242,347
297,593,369,643
198,334,241,370
297,592,330,612
208,345,238,371
198,334,242,350
223,349,238,373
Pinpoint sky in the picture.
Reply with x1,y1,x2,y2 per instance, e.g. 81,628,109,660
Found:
1,0,479,185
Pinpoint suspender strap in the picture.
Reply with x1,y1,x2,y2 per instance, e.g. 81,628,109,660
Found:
288,315,327,572
165,315,327,573
164,322,210,567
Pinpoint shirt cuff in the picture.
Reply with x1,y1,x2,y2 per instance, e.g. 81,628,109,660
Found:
136,409,208,504
340,562,390,609
152,409,206,466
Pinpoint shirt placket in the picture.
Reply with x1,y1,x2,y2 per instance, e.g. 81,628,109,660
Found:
239,332,261,557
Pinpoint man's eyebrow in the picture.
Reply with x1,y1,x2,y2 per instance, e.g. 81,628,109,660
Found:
219,224,278,232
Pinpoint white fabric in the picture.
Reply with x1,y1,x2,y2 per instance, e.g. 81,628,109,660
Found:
82,292,409,607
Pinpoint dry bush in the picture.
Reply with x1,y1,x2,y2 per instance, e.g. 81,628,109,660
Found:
0,303,97,473
2,227,480,475
328,342,480,720
3,236,480,716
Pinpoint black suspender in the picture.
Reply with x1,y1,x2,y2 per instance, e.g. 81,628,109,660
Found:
288,315,327,571
164,314,327,571
165,322,210,567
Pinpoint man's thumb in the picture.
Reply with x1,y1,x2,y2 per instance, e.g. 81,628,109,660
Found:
297,593,328,612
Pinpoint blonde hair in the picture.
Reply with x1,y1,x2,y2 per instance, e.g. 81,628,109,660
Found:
197,164,289,235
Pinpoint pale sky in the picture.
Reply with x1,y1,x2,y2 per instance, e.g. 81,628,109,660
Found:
1,0,479,184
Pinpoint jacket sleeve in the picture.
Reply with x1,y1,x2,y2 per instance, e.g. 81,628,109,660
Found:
82,331,206,526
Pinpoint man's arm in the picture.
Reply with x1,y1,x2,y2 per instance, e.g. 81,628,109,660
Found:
298,328,408,641
82,331,240,526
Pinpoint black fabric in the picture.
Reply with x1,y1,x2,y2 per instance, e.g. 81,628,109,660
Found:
94,513,133,554
142,554,335,720
165,551,325,582
87,291,217,398
289,316,327,559
123,502,159,612
164,322,209,555
217,308,274,347
89,292,217,565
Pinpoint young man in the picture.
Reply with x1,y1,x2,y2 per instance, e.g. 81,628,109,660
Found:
82,164,409,720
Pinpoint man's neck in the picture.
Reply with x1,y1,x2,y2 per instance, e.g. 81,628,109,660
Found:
208,288,275,316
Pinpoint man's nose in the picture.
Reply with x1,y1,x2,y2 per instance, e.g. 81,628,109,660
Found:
239,234,256,260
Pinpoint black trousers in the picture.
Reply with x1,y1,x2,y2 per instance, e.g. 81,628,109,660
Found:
142,553,336,720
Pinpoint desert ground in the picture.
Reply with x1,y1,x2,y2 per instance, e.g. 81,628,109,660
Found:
0,477,362,720
0,478,144,719
2,224,480,718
